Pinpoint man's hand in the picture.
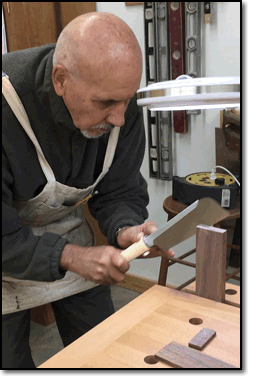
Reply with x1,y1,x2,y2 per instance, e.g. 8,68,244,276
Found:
60,244,129,285
117,222,175,260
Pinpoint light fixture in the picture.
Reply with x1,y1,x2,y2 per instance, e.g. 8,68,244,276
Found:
137,75,240,111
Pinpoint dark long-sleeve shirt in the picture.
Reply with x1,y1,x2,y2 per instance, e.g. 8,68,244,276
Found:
2,44,149,282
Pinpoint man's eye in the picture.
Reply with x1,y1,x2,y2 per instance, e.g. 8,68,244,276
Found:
99,100,115,108
96,99,131,108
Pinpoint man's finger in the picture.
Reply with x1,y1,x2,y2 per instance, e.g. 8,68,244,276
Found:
141,222,157,235
112,255,130,273
108,265,127,283
133,232,144,242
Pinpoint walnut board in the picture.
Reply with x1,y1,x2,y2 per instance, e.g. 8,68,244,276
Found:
188,328,216,351
39,285,240,368
155,340,235,368
196,225,227,302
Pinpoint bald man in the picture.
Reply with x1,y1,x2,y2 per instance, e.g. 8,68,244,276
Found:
2,13,174,368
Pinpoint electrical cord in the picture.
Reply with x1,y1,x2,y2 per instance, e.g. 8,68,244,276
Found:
210,165,240,187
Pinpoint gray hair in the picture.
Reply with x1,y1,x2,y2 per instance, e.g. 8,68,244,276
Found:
53,29,81,79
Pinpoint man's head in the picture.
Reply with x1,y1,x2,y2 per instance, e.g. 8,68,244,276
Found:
52,12,143,138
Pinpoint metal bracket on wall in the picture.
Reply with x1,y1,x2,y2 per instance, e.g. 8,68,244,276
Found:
185,2,202,115
144,2,175,180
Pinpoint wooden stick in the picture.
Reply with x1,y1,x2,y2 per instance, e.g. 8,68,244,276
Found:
224,300,240,308
168,248,196,267
168,257,196,268
225,268,240,281
176,277,196,291
227,243,240,251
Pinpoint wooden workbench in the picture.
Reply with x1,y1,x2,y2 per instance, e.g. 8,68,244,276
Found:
39,285,240,369
184,281,240,307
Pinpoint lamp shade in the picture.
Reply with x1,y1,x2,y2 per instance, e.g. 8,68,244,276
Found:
137,76,240,111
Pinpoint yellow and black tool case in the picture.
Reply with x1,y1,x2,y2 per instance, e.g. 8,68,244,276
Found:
172,172,239,209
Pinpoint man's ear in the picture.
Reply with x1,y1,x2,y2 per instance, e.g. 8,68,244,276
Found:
52,65,68,96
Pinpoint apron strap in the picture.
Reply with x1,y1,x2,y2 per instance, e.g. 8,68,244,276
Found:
74,126,120,207
93,126,120,187
103,126,120,171
2,74,56,183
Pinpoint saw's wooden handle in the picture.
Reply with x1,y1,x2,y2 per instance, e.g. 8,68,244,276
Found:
120,238,150,262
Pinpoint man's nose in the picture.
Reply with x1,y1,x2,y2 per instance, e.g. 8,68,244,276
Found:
106,101,126,127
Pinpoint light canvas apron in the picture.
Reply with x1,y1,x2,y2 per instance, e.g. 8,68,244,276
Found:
2,74,120,315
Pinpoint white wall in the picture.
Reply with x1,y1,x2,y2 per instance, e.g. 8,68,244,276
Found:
96,2,240,285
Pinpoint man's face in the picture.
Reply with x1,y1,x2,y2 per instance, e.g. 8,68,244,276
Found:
59,65,142,139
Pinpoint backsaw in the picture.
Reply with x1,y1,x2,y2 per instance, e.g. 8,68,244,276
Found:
120,197,229,262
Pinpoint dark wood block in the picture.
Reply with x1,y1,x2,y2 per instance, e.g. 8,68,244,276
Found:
155,341,236,368
196,225,227,302
188,328,216,350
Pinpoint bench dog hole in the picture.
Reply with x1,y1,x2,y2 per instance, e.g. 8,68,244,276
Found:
225,289,237,295
189,317,203,325
144,355,159,365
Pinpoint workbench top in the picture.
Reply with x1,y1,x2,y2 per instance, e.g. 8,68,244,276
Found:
39,285,240,369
